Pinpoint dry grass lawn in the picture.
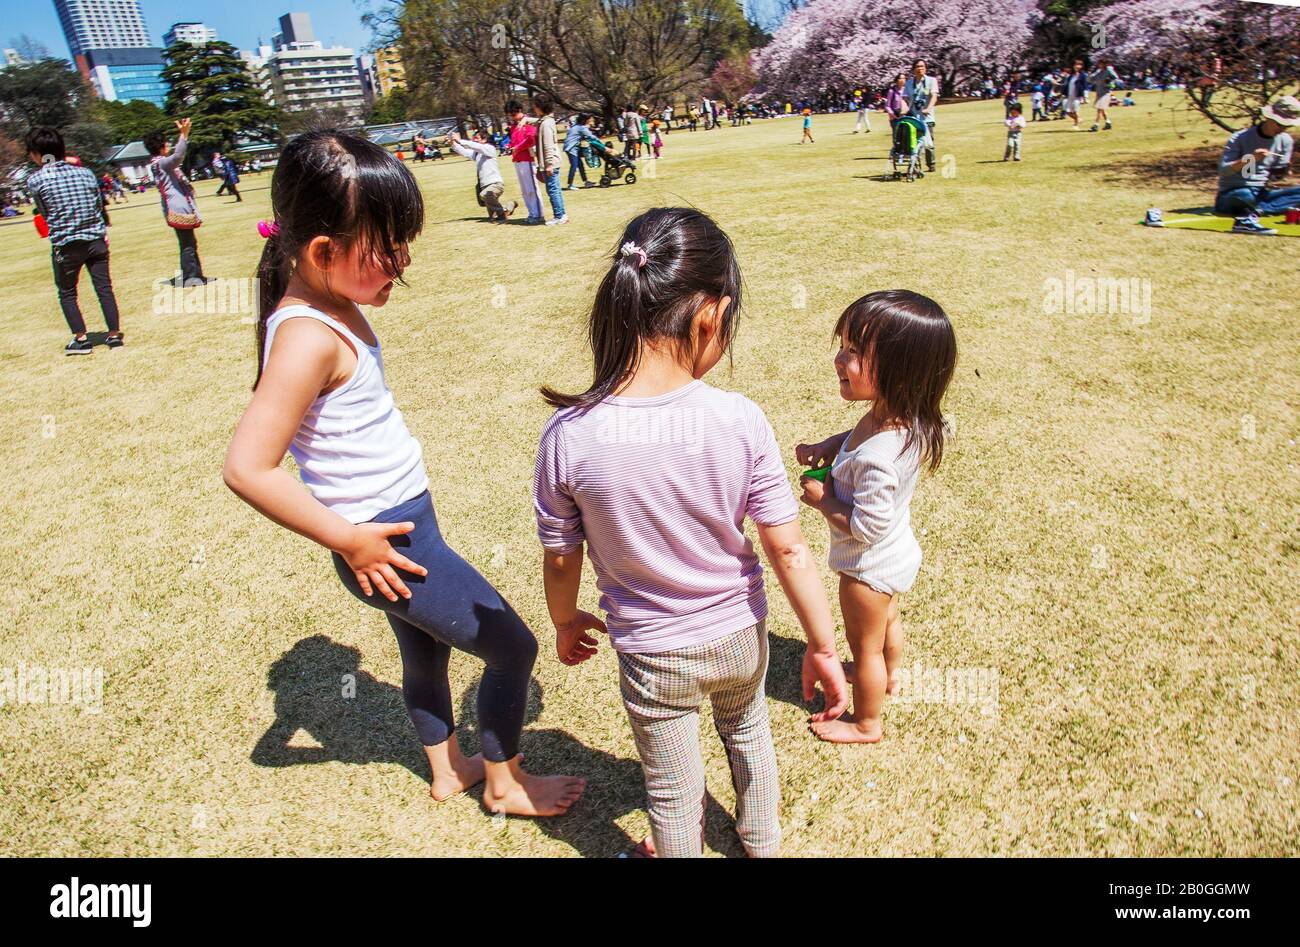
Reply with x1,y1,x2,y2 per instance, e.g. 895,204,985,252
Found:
0,91,1296,856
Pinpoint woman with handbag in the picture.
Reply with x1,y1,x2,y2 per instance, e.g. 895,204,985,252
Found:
145,118,208,287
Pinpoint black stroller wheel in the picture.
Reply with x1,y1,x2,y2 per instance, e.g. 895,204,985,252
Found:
624,172,637,185
600,176,611,187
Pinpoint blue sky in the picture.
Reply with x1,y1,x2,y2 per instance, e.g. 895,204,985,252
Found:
3,0,788,61
3,0,387,58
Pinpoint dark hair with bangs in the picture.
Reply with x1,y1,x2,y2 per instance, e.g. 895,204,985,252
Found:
254,129,424,387
833,290,956,473
540,207,742,409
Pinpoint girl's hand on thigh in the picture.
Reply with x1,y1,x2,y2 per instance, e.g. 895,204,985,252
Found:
339,521,428,602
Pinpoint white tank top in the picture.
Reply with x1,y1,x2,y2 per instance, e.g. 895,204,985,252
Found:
262,304,428,523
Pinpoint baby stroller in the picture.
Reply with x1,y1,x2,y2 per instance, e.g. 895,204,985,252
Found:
886,116,928,182
594,139,637,186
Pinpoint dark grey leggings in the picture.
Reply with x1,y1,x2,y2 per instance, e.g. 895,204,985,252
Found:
332,491,537,762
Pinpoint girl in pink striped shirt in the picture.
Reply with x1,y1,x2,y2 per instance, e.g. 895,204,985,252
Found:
533,207,848,857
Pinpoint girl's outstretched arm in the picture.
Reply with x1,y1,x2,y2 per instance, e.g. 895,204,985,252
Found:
222,318,427,602
756,518,849,721
542,546,606,666
795,430,851,470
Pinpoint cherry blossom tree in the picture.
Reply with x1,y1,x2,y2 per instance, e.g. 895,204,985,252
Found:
753,0,1037,98
1088,0,1300,131
1084,0,1219,69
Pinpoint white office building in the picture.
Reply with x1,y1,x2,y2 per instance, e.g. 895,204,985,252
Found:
261,13,365,116
163,22,218,48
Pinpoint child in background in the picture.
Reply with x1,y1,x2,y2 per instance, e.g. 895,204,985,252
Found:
224,130,584,816
1004,103,1026,161
796,291,956,744
800,107,814,144
650,118,663,158
534,208,848,857
1031,87,1046,122
1122,91,1135,107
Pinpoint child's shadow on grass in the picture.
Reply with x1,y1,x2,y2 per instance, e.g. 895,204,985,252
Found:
250,634,430,780
251,633,746,857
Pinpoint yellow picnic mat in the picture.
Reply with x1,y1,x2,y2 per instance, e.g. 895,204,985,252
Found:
1147,213,1300,236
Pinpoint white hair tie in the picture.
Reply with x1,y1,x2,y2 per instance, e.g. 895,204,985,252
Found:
620,241,647,268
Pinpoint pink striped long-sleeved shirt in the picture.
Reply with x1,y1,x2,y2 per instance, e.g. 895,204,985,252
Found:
533,380,799,654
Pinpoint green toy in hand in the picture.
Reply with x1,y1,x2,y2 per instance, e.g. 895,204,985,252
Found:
801,466,831,482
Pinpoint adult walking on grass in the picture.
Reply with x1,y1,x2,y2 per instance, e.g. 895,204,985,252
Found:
24,126,123,355
563,113,599,190
1063,59,1089,131
217,152,242,202
884,73,908,131
903,58,939,173
621,103,641,159
1088,58,1121,133
145,118,208,286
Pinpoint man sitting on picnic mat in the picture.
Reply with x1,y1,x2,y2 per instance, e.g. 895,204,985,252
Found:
1214,95,1300,236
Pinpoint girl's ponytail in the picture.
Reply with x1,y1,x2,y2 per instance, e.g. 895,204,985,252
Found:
253,236,290,390
541,207,742,410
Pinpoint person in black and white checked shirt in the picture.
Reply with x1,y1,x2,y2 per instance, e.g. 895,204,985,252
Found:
25,127,123,355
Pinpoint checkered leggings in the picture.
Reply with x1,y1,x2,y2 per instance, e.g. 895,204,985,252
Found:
617,621,780,857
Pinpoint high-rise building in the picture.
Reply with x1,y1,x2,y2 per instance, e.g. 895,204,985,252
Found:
163,22,218,48
53,0,150,57
4,49,26,67
262,12,365,117
52,0,167,108
356,53,376,103
374,45,406,97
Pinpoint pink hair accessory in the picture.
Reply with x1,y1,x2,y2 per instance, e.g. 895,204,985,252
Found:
257,219,280,239
620,240,647,268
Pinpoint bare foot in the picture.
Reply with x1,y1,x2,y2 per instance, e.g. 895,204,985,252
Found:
630,835,656,858
484,771,586,817
430,752,485,801
810,717,882,744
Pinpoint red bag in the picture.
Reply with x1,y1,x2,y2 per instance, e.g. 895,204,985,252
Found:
34,213,49,238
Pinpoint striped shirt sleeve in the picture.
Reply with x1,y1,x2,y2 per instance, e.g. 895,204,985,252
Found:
844,453,898,547
533,412,585,553
744,399,800,527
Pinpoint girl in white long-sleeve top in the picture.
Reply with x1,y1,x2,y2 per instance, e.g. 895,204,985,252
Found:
796,290,957,743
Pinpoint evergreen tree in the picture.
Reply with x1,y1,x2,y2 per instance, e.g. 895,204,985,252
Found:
95,98,169,143
161,40,280,162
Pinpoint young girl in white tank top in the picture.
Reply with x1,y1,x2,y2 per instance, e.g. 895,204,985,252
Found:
223,130,584,817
